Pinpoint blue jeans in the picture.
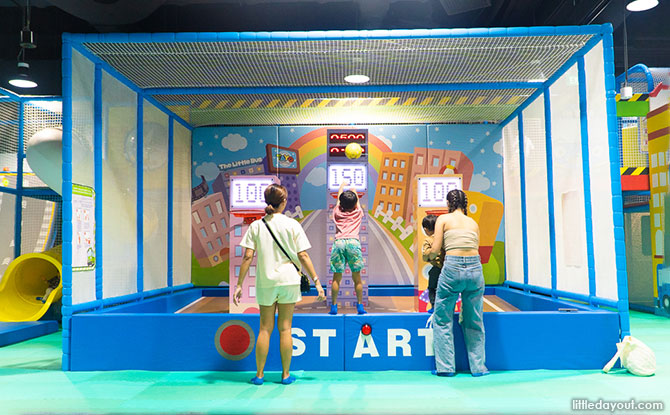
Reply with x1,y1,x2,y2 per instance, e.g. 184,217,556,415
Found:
433,255,487,374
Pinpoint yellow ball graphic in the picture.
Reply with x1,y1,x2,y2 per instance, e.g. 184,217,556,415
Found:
345,142,363,159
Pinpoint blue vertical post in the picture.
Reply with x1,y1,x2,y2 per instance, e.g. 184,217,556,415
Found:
94,64,103,302
577,56,597,304
544,89,558,296
61,36,74,371
14,101,24,258
167,117,174,288
137,97,144,295
602,27,630,336
518,114,529,287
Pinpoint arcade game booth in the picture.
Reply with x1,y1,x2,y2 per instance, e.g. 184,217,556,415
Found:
57,24,628,371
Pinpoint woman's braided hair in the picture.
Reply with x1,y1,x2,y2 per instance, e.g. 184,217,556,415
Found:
446,189,468,216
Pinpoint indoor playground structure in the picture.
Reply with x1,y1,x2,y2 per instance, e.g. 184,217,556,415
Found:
616,64,670,317
50,24,632,372
0,24,632,371
0,91,62,345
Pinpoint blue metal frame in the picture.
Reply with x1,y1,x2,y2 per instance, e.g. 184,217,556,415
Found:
13,103,24,258
94,64,103,302
61,38,74,371
67,25,607,44
602,31,631,336
615,63,654,93
577,56,597,301
517,113,529,286
167,118,174,288
543,89,558,295
145,83,544,95
136,97,144,295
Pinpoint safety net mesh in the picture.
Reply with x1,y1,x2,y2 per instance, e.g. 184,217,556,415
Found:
82,32,595,125
22,101,63,187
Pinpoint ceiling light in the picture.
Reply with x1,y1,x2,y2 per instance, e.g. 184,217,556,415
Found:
8,62,37,88
626,0,658,11
344,74,370,84
528,78,546,83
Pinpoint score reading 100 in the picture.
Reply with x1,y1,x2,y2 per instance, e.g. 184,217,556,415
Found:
418,177,462,207
232,179,274,209
328,164,367,191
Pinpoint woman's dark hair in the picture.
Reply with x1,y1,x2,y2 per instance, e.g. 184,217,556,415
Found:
447,189,468,216
339,190,358,212
422,214,437,232
264,184,288,215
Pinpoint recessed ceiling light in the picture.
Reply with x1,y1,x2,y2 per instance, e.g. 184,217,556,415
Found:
344,74,370,84
626,0,658,11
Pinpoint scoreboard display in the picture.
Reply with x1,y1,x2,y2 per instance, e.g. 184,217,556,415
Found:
326,129,369,307
230,177,276,210
417,176,462,208
327,163,368,192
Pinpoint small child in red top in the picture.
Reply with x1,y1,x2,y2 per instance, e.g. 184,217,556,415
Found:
329,180,366,315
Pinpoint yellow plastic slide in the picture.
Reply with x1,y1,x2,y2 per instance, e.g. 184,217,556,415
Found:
0,246,62,322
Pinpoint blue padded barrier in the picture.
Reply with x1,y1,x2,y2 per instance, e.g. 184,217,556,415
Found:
68,287,619,371
0,321,59,347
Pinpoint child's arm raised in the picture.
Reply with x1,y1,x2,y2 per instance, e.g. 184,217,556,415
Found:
336,180,348,206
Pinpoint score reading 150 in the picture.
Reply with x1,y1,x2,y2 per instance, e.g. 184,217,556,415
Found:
328,164,367,192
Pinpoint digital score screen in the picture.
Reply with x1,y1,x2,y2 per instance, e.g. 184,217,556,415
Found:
328,145,367,157
417,176,462,208
328,129,367,144
328,164,367,192
230,177,276,210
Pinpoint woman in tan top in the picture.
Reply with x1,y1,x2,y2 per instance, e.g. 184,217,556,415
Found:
429,189,488,377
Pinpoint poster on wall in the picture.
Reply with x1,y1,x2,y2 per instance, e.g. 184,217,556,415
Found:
72,183,95,272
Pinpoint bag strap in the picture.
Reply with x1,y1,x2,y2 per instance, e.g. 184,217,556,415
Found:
262,217,301,273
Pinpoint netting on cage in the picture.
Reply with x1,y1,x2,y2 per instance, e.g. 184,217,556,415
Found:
22,100,62,188
20,194,60,255
0,100,19,189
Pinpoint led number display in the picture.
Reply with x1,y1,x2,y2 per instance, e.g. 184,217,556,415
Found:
230,177,275,210
417,176,462,208
328,164,367,192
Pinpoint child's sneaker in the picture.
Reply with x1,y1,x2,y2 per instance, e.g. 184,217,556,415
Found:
357,303,367,315
329,304,338,315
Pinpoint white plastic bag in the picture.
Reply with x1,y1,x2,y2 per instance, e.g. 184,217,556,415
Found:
603,336,656,376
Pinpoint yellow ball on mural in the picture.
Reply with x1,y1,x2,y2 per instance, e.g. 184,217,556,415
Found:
345,142,363,159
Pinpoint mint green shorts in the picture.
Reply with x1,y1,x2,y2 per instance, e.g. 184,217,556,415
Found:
329,238,364,273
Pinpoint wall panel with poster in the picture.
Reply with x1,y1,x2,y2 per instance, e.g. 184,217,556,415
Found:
190,125,505,299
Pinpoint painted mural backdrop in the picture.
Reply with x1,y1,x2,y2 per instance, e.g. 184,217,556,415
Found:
190,124,505,289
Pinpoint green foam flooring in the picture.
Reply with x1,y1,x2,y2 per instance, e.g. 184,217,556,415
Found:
1,311,668,415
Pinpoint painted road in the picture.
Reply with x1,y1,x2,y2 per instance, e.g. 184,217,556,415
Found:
301,209,413,285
